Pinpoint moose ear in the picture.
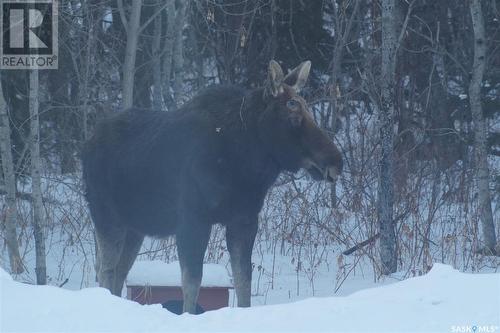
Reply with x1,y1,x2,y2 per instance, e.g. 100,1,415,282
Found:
265,60,284,97
283,60,311,92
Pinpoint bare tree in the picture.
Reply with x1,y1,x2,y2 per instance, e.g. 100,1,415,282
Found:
119,0,176,109
172,0,187,106
119,0,143,109
79,0,100,141
0,75,23,274
162,0,176,109
468,0,497,255
152,6,163,110
377,0,398,275
29,69,46,285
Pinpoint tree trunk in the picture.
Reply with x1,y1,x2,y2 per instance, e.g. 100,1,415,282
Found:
188,21,205,90
162,0,176,110
29,69,47,285
80,0,97,141
121,0,142,109
378,0,398,275
468,0,497,254
172,0,187,106
0,75,23,274
152,11,163,110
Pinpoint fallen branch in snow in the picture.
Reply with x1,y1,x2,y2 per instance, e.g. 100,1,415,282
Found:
342,233,380,255
342,210,411,255
58,278,69,288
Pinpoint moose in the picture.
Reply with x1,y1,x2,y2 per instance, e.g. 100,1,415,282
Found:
82,60,343,314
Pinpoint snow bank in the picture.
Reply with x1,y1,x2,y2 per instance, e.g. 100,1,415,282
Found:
126,260,232,287
1,264,498,332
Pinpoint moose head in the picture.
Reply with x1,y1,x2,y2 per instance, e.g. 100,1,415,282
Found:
259,60,343,182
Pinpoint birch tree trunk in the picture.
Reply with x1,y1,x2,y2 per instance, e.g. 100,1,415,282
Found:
162,0,176,109
152,11,163,110
0,75,23,274
468,0,497,254
29,69,47,285
79,0,98,141
378,0,398,274
120,0,142,109
172,0,187,106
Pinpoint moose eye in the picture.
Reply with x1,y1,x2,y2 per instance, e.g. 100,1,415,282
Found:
286,99,300,110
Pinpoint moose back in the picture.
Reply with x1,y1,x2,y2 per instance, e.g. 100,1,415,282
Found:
82,60,342,314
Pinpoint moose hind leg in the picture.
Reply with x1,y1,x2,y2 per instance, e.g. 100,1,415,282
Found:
113,229,144,296
95,224,127,296
226,220,257,307
176,223,211,314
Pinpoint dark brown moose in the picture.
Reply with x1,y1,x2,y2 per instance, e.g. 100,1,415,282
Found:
82,60,343,314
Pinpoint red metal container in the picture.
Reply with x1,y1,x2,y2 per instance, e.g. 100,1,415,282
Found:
126,260,233,313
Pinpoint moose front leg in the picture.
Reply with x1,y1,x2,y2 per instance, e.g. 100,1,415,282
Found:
177,222,211,314
94,224,127,296
226,219,257,307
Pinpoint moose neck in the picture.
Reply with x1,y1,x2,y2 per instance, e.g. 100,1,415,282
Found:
178,85,283,189
215,87,282,189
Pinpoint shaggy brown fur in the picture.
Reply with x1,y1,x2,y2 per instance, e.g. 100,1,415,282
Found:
82,61,342,313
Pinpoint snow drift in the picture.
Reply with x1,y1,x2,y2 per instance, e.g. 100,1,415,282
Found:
1,264,499,332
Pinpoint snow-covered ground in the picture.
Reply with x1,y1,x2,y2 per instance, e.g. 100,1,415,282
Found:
1,174,499,332
1,264,498,332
